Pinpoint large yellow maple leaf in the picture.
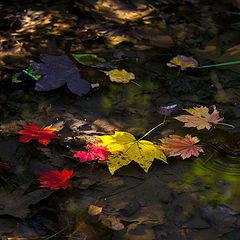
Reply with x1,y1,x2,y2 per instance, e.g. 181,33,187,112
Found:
175,105,224,130
96,131,167,175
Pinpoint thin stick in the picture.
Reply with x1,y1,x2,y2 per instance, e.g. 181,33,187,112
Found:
43,225,69,240
22,70,39,80
197,60,240,69
131,81,142,87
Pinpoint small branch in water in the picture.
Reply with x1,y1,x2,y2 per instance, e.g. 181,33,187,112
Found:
197,60,240,69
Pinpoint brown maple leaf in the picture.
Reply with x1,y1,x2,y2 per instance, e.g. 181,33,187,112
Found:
175,105,224,130
159,135,203,159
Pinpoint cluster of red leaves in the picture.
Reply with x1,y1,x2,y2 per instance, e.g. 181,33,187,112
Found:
74,144,111,162
38,169,73,190
18,124,58,146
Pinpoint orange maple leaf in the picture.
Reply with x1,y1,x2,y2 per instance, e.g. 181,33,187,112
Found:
175,105,224,130
18,124,58,146
159,135,204,159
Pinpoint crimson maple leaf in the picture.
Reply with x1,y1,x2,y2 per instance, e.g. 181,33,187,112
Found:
18,124,58,146
38,169,74,190
74,144,111,163
159,135,203,159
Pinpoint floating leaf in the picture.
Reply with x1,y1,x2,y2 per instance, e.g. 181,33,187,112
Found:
97,131,167,175
18,123,58,146
175,105,225,130
158,104,177,116
72,53,107,67
31,55,90,96
74,144,111,163
167,55,198,70
159,135,204,159
103,69,135,83
38,169,74,190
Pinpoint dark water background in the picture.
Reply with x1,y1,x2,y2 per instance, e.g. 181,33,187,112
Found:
1,0,240,239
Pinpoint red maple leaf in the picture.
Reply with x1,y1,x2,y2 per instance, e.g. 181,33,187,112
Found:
159,135,204,159
18,124,58,146
38,169,74,190
74,144,111,163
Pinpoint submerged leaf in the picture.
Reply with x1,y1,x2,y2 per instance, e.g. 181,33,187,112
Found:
159,135,203,159
31,55,90,96
97,131,167,174
175,105,224,130
88,205,103,215
104,69,135,83
0,188,52,218
74,144,111,163
101,217,124,231
38,169,73,190
167,55,198,70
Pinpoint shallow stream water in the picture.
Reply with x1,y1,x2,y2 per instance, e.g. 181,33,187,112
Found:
1,0,240,239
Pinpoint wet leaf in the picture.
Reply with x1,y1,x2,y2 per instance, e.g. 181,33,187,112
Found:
97,131,167,175
74,144,111,163
38,169,74,190
88,205,103,215
100,217,124,231
158,104,177,116
72,53,107,67
167,55,198,70
175,105,224,130
18,123,58,146
103,69,135,83
31,55,90,96
159,135,204,159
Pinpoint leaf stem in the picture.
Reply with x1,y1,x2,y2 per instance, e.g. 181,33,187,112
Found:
197,60,240,69
138,116,167,141
215,122,235,128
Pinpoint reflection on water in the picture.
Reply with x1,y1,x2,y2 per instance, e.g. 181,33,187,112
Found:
177,152,240,207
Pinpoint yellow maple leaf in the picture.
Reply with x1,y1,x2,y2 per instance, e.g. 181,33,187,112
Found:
103,69,135,83
96,131,167,175
175,105,224,130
